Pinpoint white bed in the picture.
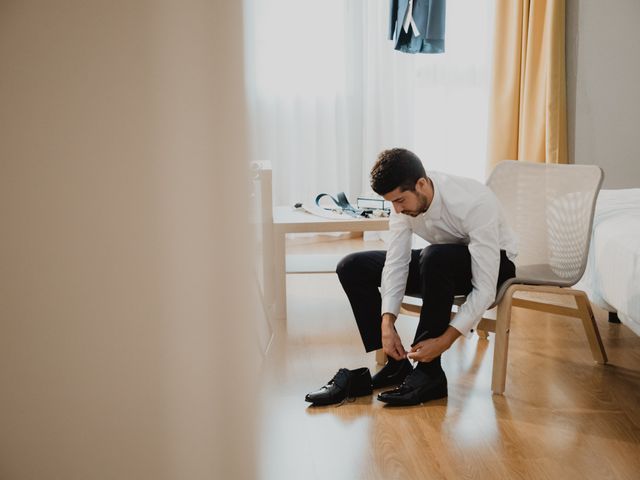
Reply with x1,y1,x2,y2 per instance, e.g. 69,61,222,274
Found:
575,189,640,335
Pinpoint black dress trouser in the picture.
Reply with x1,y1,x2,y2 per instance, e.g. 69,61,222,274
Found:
336,244,516,355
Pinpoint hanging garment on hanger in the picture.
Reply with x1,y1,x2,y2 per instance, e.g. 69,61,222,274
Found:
389,0,446,54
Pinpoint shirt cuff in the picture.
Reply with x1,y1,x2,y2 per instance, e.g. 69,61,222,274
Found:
381,297,402,319
449,312,477,339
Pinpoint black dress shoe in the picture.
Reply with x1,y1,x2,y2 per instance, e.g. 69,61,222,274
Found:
377,368,447,406
371,358,413,389
305,367,372,406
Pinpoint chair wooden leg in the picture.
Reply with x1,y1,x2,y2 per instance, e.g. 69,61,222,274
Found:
375,349,387,366
491,288,514,395
574,292,608,364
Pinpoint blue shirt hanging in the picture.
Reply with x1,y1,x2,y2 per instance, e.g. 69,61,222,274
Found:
389,0,446,54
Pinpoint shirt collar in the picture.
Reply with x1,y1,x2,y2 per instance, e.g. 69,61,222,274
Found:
421,174,442,221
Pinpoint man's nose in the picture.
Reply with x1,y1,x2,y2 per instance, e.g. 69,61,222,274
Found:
393,203,402,214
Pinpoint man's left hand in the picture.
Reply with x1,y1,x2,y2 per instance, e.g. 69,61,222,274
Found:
407,337,449,363
407,326,462,363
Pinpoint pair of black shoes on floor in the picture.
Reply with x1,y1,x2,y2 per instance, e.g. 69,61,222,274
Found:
305,358,447,407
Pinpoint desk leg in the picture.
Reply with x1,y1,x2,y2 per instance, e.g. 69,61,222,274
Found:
273,228,287,332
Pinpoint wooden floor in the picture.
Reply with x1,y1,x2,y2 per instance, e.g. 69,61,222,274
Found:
257,236,640,480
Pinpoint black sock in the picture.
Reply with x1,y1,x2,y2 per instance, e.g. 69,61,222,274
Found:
383,356,406,371
415,356,443,376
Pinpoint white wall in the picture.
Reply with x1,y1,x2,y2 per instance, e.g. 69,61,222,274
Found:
0,2,257,479
567,0,640,188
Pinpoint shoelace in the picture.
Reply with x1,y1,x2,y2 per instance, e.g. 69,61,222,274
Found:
394,369,425,391
328,368,350,388
328,369,357,407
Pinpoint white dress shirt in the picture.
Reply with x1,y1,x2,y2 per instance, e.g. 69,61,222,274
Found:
381,171,518,338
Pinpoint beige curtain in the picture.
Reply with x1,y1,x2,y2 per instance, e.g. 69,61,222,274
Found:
487,0,567,172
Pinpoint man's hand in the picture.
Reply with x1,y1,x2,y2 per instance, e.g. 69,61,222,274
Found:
407,337,448,362
407,326,461,362
381,314,407,360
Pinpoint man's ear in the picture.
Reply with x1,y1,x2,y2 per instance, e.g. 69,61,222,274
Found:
415,177,429,191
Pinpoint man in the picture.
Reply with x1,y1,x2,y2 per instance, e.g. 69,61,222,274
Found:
305,148,518,406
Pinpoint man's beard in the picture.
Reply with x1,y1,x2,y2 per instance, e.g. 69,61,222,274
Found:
404,192,429,217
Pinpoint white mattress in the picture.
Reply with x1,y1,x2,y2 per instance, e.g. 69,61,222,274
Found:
575,189,640,335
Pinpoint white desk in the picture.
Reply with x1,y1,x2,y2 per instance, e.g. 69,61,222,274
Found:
272,206,389,330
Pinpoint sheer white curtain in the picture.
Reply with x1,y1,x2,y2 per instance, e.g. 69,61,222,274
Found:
410,1,495,181
244,0,494,206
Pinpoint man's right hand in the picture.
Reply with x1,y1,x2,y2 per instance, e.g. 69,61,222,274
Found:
381,314,407,360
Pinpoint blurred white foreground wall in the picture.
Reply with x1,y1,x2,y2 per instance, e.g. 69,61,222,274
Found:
0,1,257,478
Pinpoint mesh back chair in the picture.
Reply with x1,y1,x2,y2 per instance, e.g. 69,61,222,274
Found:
380,161,607,394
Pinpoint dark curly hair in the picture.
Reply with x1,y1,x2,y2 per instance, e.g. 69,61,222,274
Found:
370,148,427,195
